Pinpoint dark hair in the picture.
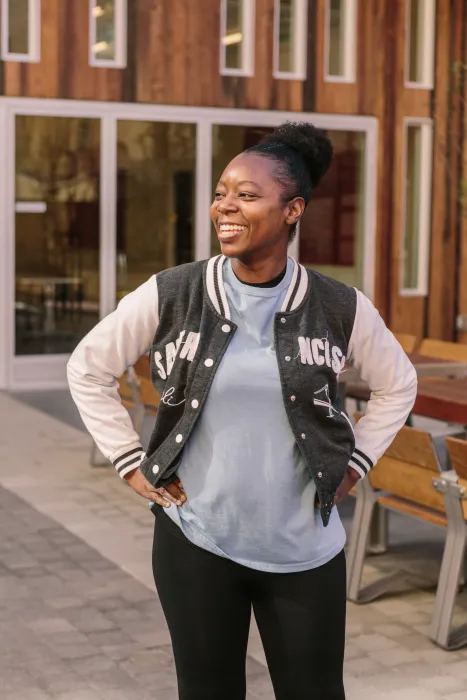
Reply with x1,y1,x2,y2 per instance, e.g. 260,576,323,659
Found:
245,121,333,240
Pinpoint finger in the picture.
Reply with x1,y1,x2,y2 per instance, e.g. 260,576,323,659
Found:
151,492,172,508
137,483,171,507
173,478,185,492
157,487,180,506
165,482,187,505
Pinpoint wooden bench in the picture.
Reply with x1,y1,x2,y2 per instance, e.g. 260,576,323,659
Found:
429,437,467,650
347,425,467,650
347,424,443,600
418,338,467,364
90,355,160,467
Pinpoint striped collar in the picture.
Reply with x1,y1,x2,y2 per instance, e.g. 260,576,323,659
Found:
206,255,308,320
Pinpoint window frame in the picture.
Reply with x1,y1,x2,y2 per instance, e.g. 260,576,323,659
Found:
324,0,357,84
219,0,256,77
1,0,41,63
89,0,127,69
273,0,308,81
404,0,436,89
400,117,433,297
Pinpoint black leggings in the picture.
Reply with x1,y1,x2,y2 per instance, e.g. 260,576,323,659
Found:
152,512,346,700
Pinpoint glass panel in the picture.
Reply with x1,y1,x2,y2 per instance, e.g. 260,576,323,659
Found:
223,0,243,70
211,126,365,288
278,0,295,73
8,0,29,55
211,125,275,255
403,126,422,289
15,116,100,356
408,0,422,83
93,0,116,61
116,121,196,298
300,131,365,288
328,0,344,76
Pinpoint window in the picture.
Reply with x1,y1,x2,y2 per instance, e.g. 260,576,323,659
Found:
89,0,127,68
115,121,196,298
405,0,436,88
1,0,40,62
401,120,433,295
324,0,357,82
273,0,308,80
210,125,369,292
15,115,101,356
220,0,255,76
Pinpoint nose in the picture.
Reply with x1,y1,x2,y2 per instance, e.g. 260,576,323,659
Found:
216,193,238,213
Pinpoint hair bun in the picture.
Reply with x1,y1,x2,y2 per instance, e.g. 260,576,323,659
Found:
260,121,333,189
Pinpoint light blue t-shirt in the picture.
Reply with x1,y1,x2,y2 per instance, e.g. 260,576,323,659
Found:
164,257,346,572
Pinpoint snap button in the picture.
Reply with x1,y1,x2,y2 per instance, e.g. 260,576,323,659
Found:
152,465,160,475
191,400,199,409
221,324,231,333
301,433,306,439
290,395,296,402
204,359,214,367
285,356,291,362
281,317,286,324
176,434,183,444
317,472,322,478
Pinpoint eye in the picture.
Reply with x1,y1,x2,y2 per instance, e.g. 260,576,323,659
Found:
214,191,224,199
239,192,257,200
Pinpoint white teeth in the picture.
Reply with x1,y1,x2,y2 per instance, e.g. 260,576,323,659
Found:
219,224,247,232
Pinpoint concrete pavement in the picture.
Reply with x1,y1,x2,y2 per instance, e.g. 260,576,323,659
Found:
0,391,466,699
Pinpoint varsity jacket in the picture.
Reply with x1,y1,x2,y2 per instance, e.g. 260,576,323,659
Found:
67,256,418,527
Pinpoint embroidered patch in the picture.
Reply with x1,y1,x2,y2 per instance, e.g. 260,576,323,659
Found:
313,384,339,418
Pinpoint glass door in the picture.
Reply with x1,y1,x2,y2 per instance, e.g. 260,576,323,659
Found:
114,119,197,298
210,123,367,290
14,115,101,357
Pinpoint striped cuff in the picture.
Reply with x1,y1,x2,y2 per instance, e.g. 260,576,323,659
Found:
113,446,145,478
348,447,374,479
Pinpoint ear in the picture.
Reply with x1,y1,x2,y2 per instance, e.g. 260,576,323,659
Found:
285,197,305,226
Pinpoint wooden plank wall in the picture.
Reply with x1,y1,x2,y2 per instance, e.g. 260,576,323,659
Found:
314,0,466,342
1,0,466,341
0,0,304,111
428,0,467,343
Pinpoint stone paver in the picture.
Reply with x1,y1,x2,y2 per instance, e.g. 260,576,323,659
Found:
0,390,466,698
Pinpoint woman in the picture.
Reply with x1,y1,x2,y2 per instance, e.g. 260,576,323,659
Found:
68,122,417,700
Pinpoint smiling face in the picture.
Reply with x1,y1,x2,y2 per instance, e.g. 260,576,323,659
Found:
210,152,304,263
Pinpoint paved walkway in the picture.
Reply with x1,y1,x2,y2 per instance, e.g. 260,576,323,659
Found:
0,391,467,699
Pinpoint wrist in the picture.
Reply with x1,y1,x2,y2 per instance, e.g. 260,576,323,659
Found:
347,466,362,485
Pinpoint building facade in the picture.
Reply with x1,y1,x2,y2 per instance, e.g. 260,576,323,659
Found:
0,0,465,390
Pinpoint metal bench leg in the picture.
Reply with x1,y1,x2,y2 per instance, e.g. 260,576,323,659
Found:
347,480,376,601
90,441,109,467
368,504,389,554
132,403,146,437
431,477,467,650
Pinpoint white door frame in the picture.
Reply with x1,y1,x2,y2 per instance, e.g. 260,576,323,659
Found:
0,97,378,391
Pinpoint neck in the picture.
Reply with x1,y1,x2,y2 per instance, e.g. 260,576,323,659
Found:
231,253,288,284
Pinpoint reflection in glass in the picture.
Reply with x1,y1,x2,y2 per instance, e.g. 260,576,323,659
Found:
223,0,243,69
8,0,29,55
93,0,117,61
403,126,422,289
278,0,294,73
300,131,365,288
116,121,196,298
211,126,365,289
328,0,344,76
15,116,100,356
